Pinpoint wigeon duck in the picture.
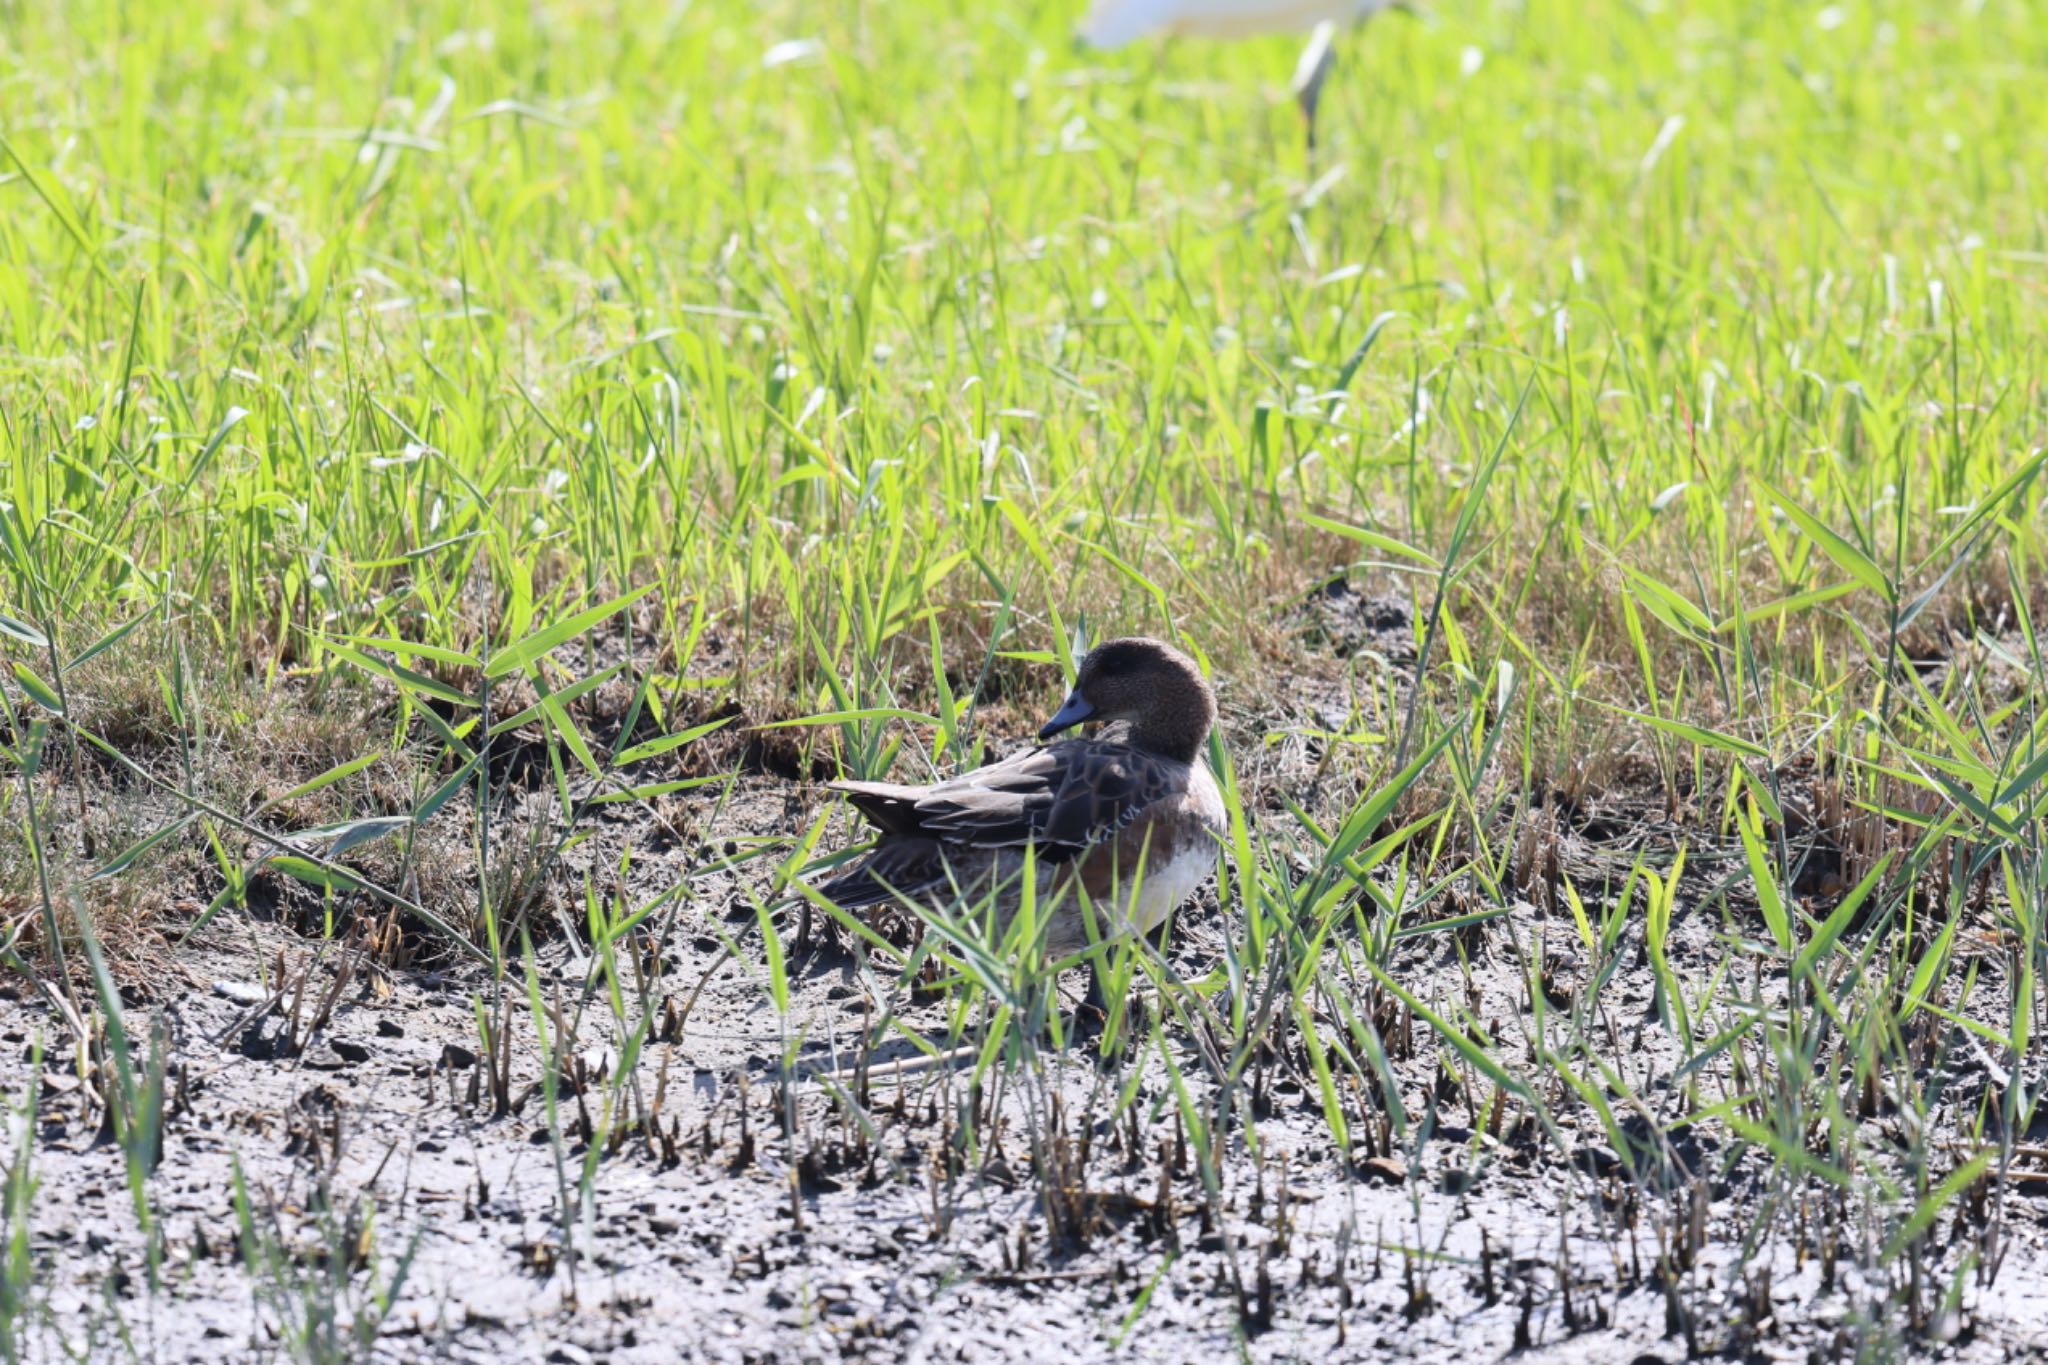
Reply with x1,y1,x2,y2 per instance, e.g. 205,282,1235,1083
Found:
818,637,1227,957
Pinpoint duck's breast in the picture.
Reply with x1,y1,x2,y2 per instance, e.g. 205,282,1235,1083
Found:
1123,833,1216,935
1077,760,1225,936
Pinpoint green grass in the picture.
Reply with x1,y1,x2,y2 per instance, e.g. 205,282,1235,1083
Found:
3,0,2047,1356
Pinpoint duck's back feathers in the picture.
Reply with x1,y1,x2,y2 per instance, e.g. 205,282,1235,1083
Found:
818,739,1204,918
830,739,1177,859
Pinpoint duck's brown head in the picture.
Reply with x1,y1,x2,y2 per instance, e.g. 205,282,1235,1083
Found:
1038,636,1216,763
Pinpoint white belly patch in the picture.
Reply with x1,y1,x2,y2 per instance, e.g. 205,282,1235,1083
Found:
1117,841,1215,937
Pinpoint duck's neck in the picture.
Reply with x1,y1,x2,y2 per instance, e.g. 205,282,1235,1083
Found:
1106,715,1211,766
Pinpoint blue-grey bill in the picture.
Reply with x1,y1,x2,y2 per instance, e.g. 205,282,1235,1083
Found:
1038,691,1097,740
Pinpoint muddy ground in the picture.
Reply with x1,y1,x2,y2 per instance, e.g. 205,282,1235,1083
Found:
2,596,2045,1363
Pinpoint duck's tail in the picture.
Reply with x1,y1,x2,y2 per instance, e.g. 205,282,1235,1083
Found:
827,779,927,836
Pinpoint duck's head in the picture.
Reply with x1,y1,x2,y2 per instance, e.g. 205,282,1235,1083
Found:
1038,636,1216,762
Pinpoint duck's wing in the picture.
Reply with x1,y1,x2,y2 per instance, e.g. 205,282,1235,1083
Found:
833,742,1181,860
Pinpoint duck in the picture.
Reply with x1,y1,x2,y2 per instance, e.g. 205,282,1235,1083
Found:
817,637,1227,959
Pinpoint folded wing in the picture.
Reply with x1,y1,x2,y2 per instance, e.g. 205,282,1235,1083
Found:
819,742,1181,908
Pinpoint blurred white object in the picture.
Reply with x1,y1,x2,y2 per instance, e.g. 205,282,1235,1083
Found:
1078,0,1406,149
1079,0,1394,46
762,37,823,68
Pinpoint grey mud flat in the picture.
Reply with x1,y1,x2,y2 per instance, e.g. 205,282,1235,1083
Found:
1,767,2044,1364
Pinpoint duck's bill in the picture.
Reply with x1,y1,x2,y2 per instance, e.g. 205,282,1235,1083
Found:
1038,691,1097,740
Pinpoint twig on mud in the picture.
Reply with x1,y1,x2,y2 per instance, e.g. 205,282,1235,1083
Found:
674,942,735,1041
206,978,292,1049
0,941,88,1040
